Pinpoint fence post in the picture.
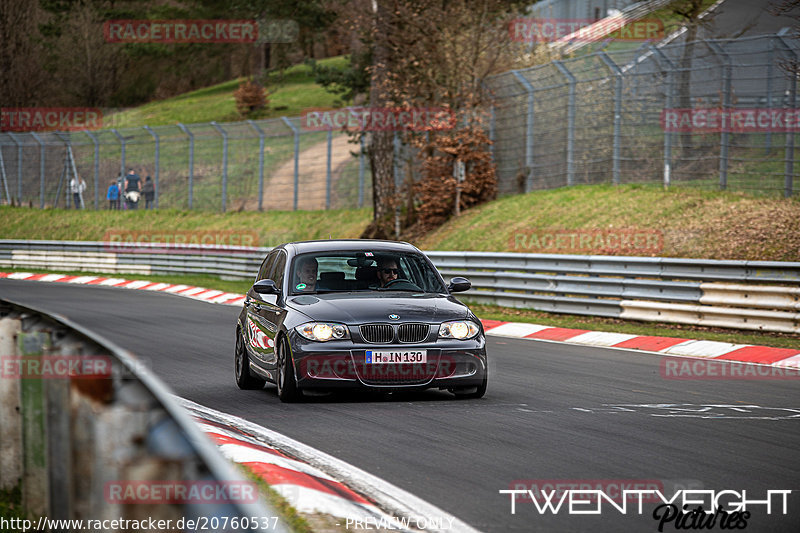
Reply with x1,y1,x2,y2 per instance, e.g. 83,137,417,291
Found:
651,45,676,190
776,31,797,197
0,142,10,205
84,130,100,209
706,42,731,191
29,133,46,209
281,117,300,210
211,122,228,212
358,135,365,208
177,123,194,209
512,70,535,192
599,52,622,185
247,120,266,211
326,128,332,209
766,38,775,154
553,60,576,187
7,133,23,204
143,126,160,209
110,129,126,184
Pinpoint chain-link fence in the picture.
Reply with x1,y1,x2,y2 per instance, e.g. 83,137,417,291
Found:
2,33,798,212
0,117,371,211
488,32,800,197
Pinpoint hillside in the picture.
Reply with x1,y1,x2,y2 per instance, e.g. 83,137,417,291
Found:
2,185,798,261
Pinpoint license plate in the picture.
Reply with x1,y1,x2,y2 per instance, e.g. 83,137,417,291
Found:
366,350,427,364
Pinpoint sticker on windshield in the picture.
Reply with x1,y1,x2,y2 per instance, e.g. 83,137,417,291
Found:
296,283,307,290
365,252,373,256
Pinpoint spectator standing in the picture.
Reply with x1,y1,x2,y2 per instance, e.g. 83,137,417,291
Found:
142,176,155,210
106,180,119,209
124,168,141,210
70,176,86,209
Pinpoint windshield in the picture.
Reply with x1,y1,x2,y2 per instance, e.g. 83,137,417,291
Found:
289,251,446,295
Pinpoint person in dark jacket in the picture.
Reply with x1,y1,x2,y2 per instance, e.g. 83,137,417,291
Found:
124,168,141,209
142,176,155,209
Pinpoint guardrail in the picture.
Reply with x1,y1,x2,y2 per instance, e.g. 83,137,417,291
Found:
0,297,289,531
1,240,799,333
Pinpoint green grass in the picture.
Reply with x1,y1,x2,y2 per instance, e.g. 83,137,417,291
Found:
0,206,371,246
105,56,349,128
417,183,800,261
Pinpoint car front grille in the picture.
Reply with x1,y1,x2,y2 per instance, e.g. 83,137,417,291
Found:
360,324,394,343
398,323,428,343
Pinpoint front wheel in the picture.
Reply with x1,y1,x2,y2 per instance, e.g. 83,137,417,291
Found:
235,329,266,390
276,336,302,403
452,368,487,399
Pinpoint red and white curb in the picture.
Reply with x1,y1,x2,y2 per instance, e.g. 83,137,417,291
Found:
3,271,798,368
0,271,246,306
179,398,478,533
480,320,800,369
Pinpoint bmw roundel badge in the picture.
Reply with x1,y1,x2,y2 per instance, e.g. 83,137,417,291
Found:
389,314,400,320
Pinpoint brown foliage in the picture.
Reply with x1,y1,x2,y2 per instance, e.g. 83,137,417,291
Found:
411,126,497,234
234,80,268,116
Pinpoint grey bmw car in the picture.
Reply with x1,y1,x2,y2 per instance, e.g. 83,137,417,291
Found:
235,239,487,402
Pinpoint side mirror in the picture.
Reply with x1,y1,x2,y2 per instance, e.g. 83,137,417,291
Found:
447,276,471,293
253,279,280,295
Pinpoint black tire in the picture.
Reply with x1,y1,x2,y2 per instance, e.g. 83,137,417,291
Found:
276,336,302,403
452,368,488,399
235,329,266,390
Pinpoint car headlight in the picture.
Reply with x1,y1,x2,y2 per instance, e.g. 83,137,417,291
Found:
295,322,350,342
438,320,480,340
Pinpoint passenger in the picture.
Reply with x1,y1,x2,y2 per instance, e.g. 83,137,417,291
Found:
294,256,318,292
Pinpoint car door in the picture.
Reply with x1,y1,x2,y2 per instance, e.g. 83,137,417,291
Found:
244,251,278,369
245,250,287,369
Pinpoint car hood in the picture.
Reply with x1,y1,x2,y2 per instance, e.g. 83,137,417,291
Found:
286,292,470,324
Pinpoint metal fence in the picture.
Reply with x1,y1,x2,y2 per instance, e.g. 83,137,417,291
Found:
489,32,800,197
0,117,371,211
2,33,799,212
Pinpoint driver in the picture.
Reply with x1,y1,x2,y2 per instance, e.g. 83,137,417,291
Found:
376,257,400,287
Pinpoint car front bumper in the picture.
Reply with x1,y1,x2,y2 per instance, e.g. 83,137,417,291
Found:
287,334,487,391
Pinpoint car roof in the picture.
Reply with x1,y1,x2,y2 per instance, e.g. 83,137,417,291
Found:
281,239,421,255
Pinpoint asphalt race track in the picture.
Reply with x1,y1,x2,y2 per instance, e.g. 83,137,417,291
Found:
2,279,799,532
